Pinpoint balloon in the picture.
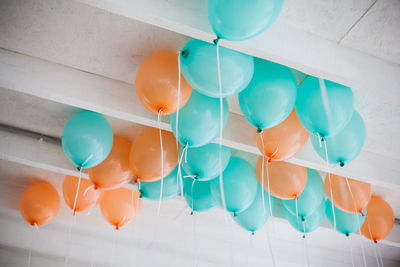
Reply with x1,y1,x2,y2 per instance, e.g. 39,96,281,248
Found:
180,39,254,98
62,111,113,169
19,181,60,226
324,174,371,214
88,136,133,190
130,128,178,182
360,196,394,242
99,188,141,230
210,157,258,214
183,177,218,212
282,169,324,217
139,166,181,201
208,0,283,41
254,109,309,161
311,111,366,166
170,91,229,147
325,199,366,236
256,157,307,200
239,60,297,130
135,51,192,115
233,187,274,233
63,175,99,214
182,143,231,181
296,76,354,137
285,200,325,234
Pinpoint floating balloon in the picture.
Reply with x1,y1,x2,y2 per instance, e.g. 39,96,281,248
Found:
360,196,394,242
180,39,254,98
239,60,297,130
324,174,371,214
63,175,99,214
296,76,354,137
183,177,218,212
20,181,60,226
210,157,258,214
208,0,283,41
139,166,180,201
182,143,231,181
99,188,141,230
326,199,366,236
254,109,309,161
170,91,229,147
256,157,307,200
311,111,366,166
130,128,178,182
135,51,192,115
88,136,133,190
282,169,324,217
285,200,325,234
62,111,113,169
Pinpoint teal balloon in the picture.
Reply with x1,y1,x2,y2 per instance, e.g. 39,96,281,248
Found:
210,157,258,214
311,111,366,166
296,76,354,137
282,169,324,217
208,0,283,41
239,60,297,130
182,143,231,181
170,91,229,147
183,177,217,212
139,166,180,201
62,111,113,169
180,39,254,98
285,200,325,234
233,187,274,232
325,199,366,236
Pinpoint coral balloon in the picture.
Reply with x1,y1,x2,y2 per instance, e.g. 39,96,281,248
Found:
20,181,60,226
130,128,178,182
63,175,98,215
136,51,192,115
99,188,141,230
254,109,309,161
324,174,371,214
256,157,307,200
360,196,394,242
88,136,133,190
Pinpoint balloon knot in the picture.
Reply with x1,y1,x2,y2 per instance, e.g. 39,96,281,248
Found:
345,233,349,237
139,190,143,198
233,212,237,217
339,161,345,167
76,166,81,171
94,185,99,190
190,211,194,216
181,49,188,58
256,127,263,134
360,210,365,216
213,37,220,45
320,135,325,142
268,157,272,163
31,221,37,227
294,194,299,201
302,234,306,239
116,225,120,230
373,239,378,244
133,178,138,184
301,216,305,222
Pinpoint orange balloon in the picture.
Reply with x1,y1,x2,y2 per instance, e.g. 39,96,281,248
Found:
256,156,307,200
99,188,142,230
360,196,394,242
20,181,60,226
88,136,133,190
324,174,371,214
136,51,192,115
130,127,178,182
63,175,99,215
254,109,309,161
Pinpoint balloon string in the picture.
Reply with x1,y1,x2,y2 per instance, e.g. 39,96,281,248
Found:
295,198,299,228
192,205,198,267
367,222,381,267
349,239,355,267
64,214,77,267
266,158,273,218
177,142,189,198
83,184,95,200
377,242,385,267
175,51,181,151
264,227,276,267
157,109,164,216
72,154,93,216
302,220,310,267
109,228,117,267
260,132,267,216
191,178,196,214
28,223,38,267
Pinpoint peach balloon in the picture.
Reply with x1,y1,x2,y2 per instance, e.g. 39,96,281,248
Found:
324,174,371,214
20,181,60,226
63,175,99,215
360,196,394,242
136,51,192,115
130,127,178,182
256,157,307,200
88,136,133,190
99,188,142,230
254,109,309,161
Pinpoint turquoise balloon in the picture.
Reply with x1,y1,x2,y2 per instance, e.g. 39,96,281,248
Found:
139,166,180,201
233,187,274,233
325,199,366,236
62,111,113,169
239,60,297,130
170,91,229,147
282,169,324,217
208,0,283,41
210,157,258,214
183,177,218,212
182,143,231,181
296,76,354,137
285,200,325,234
180,39,254,98
311,111,366,166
